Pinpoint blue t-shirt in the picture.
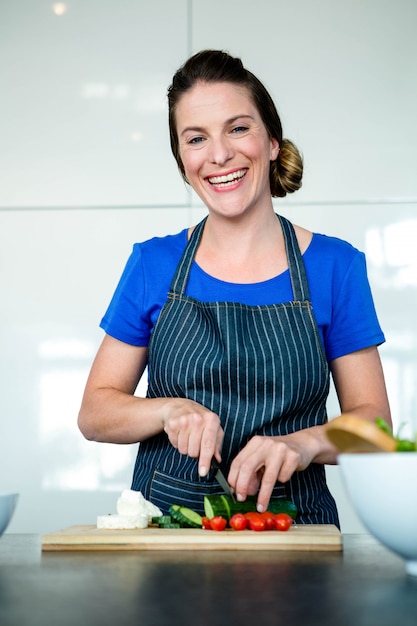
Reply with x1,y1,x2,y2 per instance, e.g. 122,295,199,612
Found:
100,227,385,362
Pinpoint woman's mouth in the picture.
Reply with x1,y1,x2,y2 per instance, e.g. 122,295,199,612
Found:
207,169,247,188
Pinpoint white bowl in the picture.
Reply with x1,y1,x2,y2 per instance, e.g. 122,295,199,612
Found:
338,453,417,576
0,493,19,536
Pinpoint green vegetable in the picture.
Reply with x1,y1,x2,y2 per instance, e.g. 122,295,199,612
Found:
396,439,416,452
375,417,416,452
375,417,393,436
203,494,297,521
169,505,203,528
152,515,172,526
159,522,181,529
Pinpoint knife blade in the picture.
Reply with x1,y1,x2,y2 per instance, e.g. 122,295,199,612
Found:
211,459,236,503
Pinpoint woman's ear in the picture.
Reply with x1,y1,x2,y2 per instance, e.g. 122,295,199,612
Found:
270,138,280,161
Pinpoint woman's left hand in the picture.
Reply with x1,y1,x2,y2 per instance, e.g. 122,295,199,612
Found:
227,430,322,512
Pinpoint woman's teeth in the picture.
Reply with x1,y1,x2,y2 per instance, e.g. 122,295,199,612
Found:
208,169,246,187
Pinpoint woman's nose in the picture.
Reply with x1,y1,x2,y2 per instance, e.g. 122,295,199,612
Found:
208,136,234,166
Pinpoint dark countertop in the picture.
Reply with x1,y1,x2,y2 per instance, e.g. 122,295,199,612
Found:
1,533,416,626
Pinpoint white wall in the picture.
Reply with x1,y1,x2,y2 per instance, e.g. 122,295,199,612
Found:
1,0,416,534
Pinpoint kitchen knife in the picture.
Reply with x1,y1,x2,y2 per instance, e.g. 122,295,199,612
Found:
211,459,236,503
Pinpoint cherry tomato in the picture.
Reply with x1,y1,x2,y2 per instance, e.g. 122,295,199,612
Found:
245,512,266,532
229,513,247,531
260,511,276,530
209,516,227,531
202,516,212,530
243,511,259,520
274,513,293,531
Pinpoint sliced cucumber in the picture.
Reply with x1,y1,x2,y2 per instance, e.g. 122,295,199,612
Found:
159,522,181,529
169,505,203,528
152,515,172,526
204,494,297,520
267,499,298,518
203,494,231,520
168,504,182,523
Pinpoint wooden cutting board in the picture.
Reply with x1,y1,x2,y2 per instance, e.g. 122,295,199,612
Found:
42,524,342,551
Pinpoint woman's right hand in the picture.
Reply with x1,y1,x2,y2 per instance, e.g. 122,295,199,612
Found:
162,398,224,477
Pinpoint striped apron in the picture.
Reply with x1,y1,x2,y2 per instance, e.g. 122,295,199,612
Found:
131,215,339,526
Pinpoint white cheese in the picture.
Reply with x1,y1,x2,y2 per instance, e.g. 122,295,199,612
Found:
116,489,146,516
116,489,163,521
144,499,163,520
97,513,149,530
97,489,163,529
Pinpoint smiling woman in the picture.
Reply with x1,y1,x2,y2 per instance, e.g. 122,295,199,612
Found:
174,81,279,222
167,50,302,200
78,50,391,527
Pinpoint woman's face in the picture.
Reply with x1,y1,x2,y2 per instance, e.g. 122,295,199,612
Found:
175,81,279,220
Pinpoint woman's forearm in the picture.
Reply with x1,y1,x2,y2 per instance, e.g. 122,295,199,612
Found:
78,389,168,444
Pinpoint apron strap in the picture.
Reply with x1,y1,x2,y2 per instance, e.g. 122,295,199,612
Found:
169,214,310,302
169,217,207,295
277,215,311,301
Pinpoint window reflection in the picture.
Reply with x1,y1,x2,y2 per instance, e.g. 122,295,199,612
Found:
366,218,417,287
38,338,147,491
365,217,417,439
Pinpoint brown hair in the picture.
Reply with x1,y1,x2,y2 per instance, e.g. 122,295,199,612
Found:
167,49,303,198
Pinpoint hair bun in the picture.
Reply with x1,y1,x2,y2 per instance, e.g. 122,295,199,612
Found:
270,139,303,198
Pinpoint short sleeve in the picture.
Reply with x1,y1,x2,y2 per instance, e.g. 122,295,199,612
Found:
99,229,188,346
323,250,385,361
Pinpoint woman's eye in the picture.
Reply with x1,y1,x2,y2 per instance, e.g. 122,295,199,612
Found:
188,136,204,145
232,126,248,134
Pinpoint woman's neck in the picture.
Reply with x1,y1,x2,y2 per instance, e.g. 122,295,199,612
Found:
194,210,289,283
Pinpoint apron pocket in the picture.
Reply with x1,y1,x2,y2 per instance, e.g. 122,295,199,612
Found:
149,469,224,516
149,469,289,516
